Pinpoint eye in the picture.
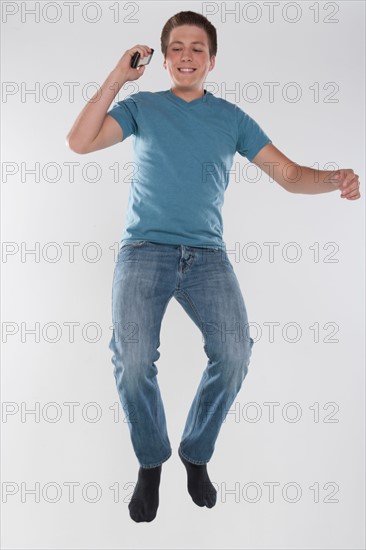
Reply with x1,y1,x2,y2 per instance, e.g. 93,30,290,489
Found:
171,48,203,52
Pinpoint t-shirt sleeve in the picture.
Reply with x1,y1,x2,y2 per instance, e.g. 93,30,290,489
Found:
106,94,138,141
235,106,272,162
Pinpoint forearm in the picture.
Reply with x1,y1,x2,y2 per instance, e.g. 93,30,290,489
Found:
66,68,128,151
286,165,338,194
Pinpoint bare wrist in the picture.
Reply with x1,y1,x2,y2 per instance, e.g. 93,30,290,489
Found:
109,67,129,86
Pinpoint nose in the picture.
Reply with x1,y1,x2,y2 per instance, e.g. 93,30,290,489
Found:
180,50,192,61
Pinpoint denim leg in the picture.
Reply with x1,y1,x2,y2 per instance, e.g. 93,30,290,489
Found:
108,242,175,468
175,248,254,464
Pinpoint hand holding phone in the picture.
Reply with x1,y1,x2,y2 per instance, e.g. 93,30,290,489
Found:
131,48,154,69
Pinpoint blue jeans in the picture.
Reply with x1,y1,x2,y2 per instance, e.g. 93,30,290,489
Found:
108,241,254,468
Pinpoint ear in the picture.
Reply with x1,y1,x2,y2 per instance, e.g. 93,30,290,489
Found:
209,56,216,71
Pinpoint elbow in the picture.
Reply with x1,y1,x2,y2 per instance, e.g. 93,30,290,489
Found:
66,138,87,155
276,180,294,193
66,135,88,154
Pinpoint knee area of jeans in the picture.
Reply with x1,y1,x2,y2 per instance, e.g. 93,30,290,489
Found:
226,357,249,377
209,337,254,362
116,360,158,382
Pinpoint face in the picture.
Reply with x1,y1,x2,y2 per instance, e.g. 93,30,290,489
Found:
163,25,215,91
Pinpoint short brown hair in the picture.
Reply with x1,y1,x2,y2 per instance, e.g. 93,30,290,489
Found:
160,11,217,59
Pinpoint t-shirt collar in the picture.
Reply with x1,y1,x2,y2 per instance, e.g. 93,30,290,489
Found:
167,88,208,106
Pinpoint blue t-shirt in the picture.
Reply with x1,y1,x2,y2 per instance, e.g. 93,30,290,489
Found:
107,88,271,249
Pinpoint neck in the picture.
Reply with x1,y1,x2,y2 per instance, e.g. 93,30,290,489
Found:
170,86,206,102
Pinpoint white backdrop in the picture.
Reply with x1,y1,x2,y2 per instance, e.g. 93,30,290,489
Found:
1,1,365,549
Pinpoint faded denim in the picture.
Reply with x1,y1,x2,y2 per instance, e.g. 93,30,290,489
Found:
108,241,254,468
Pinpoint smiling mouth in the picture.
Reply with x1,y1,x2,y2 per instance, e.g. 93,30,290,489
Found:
178,68,196,73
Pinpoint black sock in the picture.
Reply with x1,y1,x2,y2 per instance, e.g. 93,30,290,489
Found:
128,465,162,522
178,447,217,508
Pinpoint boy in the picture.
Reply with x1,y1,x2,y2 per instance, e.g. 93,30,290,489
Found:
66,11,360,523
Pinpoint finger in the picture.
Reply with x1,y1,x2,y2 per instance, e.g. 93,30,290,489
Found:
130,45,149,60
342,187,360,199
136,45,152,58
345,174,359,186
345,177,358,190
341,179,360,196
349,189,361,198
341,189,355,198
342,174,358,189
129,45,151,68
347,192,361,200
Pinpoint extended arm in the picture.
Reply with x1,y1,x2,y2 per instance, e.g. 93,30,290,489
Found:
252,143,361,200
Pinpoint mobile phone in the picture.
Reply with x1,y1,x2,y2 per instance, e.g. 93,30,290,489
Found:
130,48,154,69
